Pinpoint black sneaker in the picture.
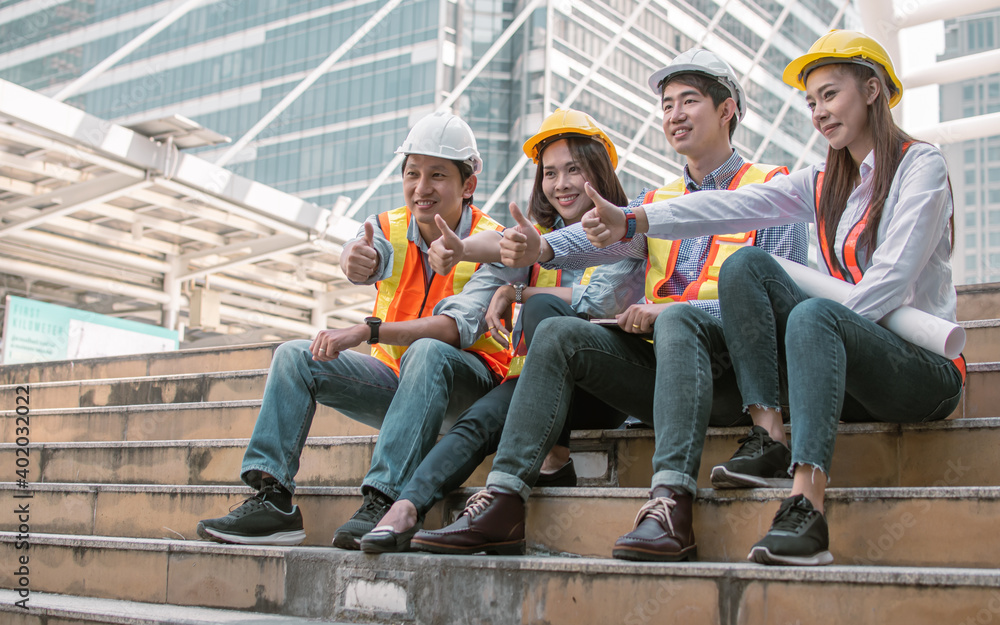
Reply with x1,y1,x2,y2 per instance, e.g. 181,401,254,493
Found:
711,425,792,488
332,488,393,550
748,494,833,566
196,481,305,546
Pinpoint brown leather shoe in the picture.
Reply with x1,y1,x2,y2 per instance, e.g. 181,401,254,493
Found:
410,488,525,555
612,486,697,562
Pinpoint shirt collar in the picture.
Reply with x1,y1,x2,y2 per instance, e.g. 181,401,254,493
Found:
406,204,475,252
859,149,875,178
683,149,745,192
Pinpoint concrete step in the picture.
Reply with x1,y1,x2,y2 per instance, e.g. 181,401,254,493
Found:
0,589,346,624
1,534,998,624
9,418,1000,490
0,370,269,410
0,400,377,443
0,342,281,384
961,319,1000,364
3,482,996,568
3,362,996,443
957,281,1000,322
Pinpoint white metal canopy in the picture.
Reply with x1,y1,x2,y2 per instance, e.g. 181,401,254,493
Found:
0,78,372,344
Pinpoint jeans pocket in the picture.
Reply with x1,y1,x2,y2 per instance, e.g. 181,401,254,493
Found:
920,387,963,422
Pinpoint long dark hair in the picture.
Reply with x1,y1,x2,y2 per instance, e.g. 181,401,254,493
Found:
528,136,628,229
818,63,917,275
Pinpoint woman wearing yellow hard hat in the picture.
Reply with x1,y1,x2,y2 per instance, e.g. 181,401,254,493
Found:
580,30,963,566
358,109,645,553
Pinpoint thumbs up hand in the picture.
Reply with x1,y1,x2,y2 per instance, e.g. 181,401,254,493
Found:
342,220,380,282
499,202,541,268
429,214,465,275
582,182,628,248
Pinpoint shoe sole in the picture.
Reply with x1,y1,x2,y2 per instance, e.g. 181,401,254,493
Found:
612,544,696,562
332,530,362,551
196,522,305,546
410,537,525,556
710,465,793,489
747,545,834,566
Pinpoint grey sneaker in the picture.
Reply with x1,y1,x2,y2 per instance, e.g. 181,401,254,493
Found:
711,425,792,488
332,488,393,550
748,494,834,566
197,481,305,546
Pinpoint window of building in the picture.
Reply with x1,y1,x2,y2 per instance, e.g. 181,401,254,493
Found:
991,83,1000,100
991,168,1000,183
967,213,977,227
964,85,975,101
966,170,977,185
991,233,1000,247
967,255,978,271
990,189,1000,204
992,210,1000,225
967,233,977,247
967,190,977,205
990,147,1000,162
966,148,977,163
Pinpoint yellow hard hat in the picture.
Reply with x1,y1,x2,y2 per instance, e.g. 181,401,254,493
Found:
782,30,903,108
522,108,618,168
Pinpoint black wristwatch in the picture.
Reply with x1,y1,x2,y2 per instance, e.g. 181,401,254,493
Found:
512,282,526,304
365,316,382,344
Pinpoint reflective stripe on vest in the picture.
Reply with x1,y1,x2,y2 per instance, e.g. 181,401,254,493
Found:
505,224,597,380
813,143,964,384
643,162,787,303
371,206,512,378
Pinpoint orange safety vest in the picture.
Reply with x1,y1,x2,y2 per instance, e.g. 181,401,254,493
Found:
504,223,597,380
813,143,966,384
643,162,787,303
371,205,512,378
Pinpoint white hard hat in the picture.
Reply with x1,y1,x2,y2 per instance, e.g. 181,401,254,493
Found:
647,49,747,121
395,111,483,175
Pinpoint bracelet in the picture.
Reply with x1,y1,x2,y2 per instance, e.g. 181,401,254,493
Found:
620,207,637,242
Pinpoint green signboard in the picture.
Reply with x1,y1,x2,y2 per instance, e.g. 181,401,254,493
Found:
2,295,178,365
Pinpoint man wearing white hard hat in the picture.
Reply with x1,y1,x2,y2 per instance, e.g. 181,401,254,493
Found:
197,111,510,548
416,50,809,560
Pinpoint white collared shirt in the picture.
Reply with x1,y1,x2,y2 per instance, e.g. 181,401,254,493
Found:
642,141,956,322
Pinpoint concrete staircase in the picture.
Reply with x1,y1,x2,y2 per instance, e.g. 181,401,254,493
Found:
2,284,1000,624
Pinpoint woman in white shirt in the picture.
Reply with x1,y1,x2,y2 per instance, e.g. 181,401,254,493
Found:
581,30,964,566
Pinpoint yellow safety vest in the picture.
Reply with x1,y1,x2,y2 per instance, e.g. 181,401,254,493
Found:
644,162,787,303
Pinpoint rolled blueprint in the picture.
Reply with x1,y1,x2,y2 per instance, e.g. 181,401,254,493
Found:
772,257,965,359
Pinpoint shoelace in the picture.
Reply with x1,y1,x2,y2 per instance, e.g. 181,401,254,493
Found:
461,490,495,519
631,496,678,536
229,483,286,517
770,498,813,533
732,427,769,459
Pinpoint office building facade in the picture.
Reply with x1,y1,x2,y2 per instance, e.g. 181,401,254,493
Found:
939,9,1000,285
0,0,854,222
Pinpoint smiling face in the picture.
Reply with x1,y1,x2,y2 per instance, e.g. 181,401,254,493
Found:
805,64,879,162
402,154,476,241
538,139,592,226
660,80,735,159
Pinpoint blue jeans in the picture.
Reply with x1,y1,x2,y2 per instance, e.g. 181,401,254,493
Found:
241,338,496,497
487,307,747,500
396,295,624,515
718,247,964,474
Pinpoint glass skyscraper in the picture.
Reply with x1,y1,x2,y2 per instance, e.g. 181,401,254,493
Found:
939,9,1000,285
0,0,854,223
